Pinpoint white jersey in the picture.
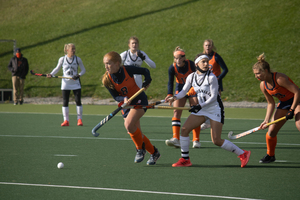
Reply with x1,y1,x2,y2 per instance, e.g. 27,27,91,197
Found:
50,55,86,90
120,50,156,88
175,71,224,123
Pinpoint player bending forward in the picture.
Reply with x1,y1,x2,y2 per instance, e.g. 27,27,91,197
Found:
166,53,251,167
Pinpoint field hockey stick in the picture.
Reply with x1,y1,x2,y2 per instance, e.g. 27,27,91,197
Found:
91,88,145,137
228,116,286,140
30,70,73,79
125,105,190,110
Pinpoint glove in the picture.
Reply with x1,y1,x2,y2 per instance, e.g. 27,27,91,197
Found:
189,104,202,113
72,75,80,80
142,78,152,88
286,109,294,120
118,101,124,107
137,51,145,61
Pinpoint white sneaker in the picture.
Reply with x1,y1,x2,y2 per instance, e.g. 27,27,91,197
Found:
193,141,201,148
201,123,211,130
165,138,180,148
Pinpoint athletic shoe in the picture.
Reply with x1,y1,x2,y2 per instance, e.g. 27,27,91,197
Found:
192,141,201,148
77,119,83,126
238,150,251,168
172,158,192,167
147,146,161,165
61,120,69,126
134,143,146,163
259,154,276,163
201,123,211,130
165,138,180,148
19,100,23,105
14,102,18,105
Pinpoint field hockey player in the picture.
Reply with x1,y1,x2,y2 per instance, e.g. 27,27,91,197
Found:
167,53,251,168
253,53,300,163
102,51,160,165
46,43,86,126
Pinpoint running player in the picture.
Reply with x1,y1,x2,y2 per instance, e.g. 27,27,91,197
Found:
102,51,160,165
200,39,229,130
164,46,201,148
120,36,156,88
46,43,86,126
166,53,251,167
252,53,300,163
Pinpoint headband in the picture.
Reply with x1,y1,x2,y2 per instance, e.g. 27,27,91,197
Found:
173,51,185,57
195,55,209,64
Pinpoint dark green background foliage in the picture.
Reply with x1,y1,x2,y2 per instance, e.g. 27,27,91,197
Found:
1,0,299,101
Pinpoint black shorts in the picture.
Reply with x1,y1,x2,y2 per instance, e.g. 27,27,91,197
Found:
277,97,293,110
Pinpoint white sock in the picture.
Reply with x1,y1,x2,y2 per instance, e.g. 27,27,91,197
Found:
180,136,190,159
62,106,69,121
221,139,244,156
76,105,83,120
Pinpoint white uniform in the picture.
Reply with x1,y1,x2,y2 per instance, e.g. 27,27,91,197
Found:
175,71,224,123
120,50,156,88
50,55,86,90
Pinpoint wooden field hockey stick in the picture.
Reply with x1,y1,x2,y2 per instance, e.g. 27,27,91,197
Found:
91,88,145,137
30,70,73,79
228,116,286,140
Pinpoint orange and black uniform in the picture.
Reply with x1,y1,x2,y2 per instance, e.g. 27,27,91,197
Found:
207,51,228,91
106,65,151,117
167,60,196,95
264,72,298,109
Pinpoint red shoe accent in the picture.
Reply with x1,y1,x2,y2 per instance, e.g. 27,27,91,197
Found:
172,158,192,167
61,120,69,126
239,150,251,168
77,119,83,126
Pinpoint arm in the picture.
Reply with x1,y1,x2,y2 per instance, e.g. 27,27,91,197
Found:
125,65,151,83
49,57,64,76
140,51,156,69
260,81,275,129
167,65,175,95
7,58,14,72
106,87,125,102
77,57,86,76
215,53,228,80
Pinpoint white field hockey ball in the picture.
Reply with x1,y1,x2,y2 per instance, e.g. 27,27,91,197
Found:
57,162,64,169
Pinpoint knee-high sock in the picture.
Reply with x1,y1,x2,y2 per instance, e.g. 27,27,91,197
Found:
142,134,155,154
180,136,190,159
266,132,277,156
172,117,181,140
76,105,83,120
192,126,200,142
129,128,143,149
221,139,244,156
62,106,69,121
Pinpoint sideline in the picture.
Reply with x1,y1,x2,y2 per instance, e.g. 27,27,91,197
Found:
0,182,264,200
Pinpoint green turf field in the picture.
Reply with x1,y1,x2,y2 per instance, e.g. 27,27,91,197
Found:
0,104,299,200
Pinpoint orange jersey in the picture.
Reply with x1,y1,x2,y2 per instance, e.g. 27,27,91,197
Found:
264,72,296,102
108,67,140,98
209,52,221,77
173,60,193,84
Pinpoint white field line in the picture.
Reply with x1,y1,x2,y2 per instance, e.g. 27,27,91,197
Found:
0,134,300,146
54,154,77,157
0,182,264,200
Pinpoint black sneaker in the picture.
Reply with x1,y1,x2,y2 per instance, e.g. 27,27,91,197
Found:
19,100,23,105
147,146,161,165
259,154,276,163
134,143,146,163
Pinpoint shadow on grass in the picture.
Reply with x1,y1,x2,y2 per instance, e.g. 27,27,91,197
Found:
0,0,199,58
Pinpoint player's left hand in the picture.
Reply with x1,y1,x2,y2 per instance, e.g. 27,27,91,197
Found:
286,109,294,120
142,79,152,89
72,75,80,80
137,51,145,61
189,104,202,113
